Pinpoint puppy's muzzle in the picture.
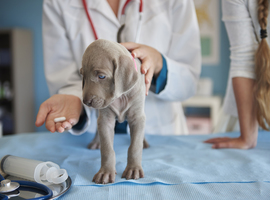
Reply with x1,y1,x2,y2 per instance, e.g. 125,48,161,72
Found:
83,96,105,108
83,98,93,107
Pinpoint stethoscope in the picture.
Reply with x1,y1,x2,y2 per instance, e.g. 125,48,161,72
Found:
82,0,143,42
0,174,52,200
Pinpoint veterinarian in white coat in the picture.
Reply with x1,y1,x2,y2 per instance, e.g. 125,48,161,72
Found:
36,0,201,135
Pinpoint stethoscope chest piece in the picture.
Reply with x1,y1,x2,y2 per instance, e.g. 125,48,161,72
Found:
0,179,20,193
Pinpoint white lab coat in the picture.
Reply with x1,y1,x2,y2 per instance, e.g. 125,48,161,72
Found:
42,0,201,135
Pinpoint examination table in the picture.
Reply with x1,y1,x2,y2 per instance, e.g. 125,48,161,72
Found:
0,131,269,199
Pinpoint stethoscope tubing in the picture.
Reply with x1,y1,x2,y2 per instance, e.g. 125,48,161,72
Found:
82,0,143,42
82,0,98,40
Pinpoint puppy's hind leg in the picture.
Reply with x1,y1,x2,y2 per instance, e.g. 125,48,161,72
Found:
88,130,101,149
143,137,150,149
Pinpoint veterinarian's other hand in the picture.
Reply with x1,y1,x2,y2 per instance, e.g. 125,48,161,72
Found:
35,94,82,133
204,135,257,149
121,42,163,95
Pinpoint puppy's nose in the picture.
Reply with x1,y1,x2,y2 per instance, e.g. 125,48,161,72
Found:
83,99,93,107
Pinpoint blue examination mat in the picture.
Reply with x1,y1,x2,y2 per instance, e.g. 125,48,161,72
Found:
0,131,269,199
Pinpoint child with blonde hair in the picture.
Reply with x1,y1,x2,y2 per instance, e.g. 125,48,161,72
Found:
205,0,270,149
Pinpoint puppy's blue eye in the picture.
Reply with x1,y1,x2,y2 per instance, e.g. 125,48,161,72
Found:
98,75,106,79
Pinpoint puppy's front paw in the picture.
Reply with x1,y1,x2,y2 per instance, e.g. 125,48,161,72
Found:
92,168,117,184
122,165,144,180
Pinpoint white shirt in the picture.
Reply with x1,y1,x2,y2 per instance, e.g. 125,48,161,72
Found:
222,0,270,116
42,0,201,135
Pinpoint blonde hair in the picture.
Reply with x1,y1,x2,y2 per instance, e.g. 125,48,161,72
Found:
255,0,270,130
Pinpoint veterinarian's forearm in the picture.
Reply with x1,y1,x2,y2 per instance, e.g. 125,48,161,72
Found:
153,53,163,79
152,55,168,94
155,54,200,101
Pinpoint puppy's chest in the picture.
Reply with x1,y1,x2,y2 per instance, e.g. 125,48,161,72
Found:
109,96,131,123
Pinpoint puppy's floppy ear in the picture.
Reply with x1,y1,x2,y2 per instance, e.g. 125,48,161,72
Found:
114,55,139,97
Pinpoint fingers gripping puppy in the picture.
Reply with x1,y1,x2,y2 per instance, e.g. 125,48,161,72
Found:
80,39,146,184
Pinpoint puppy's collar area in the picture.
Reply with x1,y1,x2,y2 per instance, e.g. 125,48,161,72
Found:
132,56,138,72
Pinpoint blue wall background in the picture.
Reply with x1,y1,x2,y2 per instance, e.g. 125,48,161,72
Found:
0,0,49,131
0,0,230,132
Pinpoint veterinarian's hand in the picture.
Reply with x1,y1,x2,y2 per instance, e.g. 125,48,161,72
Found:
204,134,257,149
121,42,163,95
35,94,82,133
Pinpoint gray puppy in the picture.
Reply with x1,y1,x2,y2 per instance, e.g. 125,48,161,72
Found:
80,39,148,184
